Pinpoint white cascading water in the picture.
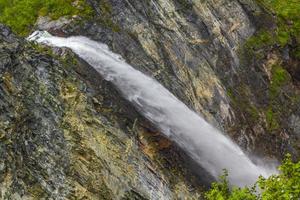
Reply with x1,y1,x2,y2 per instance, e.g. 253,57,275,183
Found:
28,31,277,187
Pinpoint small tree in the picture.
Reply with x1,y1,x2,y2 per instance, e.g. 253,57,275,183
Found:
205,155,300,200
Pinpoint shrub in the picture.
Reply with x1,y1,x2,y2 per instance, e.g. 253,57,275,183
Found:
205,155,300,200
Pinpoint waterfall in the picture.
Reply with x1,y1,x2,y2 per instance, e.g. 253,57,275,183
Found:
28,31,277,187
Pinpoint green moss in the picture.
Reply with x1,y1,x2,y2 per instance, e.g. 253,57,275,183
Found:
176,0,193,10
244,0,300,53
226,88,234,100
265,107,280,131
246,105,260,121
98,0,120,32
0,0,93,36
264,65,291,132
277,30,290,47
227,87,260,124
265,0,300,38
269,65,290,98
31,43,80,71
241,1,299,135
30,43,56,57
249,0,300,49
292,47,300,59
245,30,274,51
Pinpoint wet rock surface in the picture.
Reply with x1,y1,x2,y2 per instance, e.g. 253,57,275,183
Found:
0,25,205,199
57,0,299,159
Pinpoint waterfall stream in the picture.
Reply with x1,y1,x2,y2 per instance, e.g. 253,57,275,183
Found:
28,31,277,187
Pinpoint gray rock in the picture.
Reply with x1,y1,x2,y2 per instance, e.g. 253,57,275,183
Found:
289,115,300,139
0,23,204,199
36,16,72,31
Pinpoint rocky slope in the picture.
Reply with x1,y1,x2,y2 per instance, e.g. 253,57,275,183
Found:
0,0,299,199
55,0,299,158
0,24,208,199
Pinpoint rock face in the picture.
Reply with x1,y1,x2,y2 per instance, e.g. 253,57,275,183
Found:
63,0,256,131
0,25,206,199
0,0,300,199
65,0,257,127
55,0,299,158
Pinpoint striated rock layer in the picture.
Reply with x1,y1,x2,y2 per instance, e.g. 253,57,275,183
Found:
56,0,298,158
0,25,206,199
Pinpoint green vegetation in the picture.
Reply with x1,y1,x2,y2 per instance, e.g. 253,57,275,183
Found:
262,0,300,39
98,0,120,32
205,154,300,200
245,30,274,51
265,107,279,131
241,1,300,134
269,64,291,98
264,64,291,131
0,0,92,36
205,169,257,200
247,0,300,49
227,86,260,124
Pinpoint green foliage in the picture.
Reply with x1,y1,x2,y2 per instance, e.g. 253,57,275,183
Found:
263,65,291,132
98,0,120,32
293,47,300,59
246,0,300,50
245,30,274,51
264,0,300,40
269,65,290,97
265,107,279,131
0,0,92,36
205,155,300,200
242,2,299,134
227,86,260,124
258,154,300,200
205,170,231,200
205,170,257,200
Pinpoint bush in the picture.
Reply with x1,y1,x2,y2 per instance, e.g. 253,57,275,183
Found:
205,155,300,200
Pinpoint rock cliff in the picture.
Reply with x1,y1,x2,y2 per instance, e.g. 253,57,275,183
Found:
0,0,299,199
56,0,299,158
0,24,210,199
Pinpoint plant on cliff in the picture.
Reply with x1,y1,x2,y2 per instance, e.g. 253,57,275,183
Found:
205,155,300,200
269,64,291,97
0,0,92,36
252,0,300,48
242,1,300,136
264,64,291,131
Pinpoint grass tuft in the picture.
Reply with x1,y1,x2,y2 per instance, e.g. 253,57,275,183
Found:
0,0,93,36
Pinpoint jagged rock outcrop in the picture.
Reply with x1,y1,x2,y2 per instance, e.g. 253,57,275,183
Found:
0,24,207,199
53,0,299,159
